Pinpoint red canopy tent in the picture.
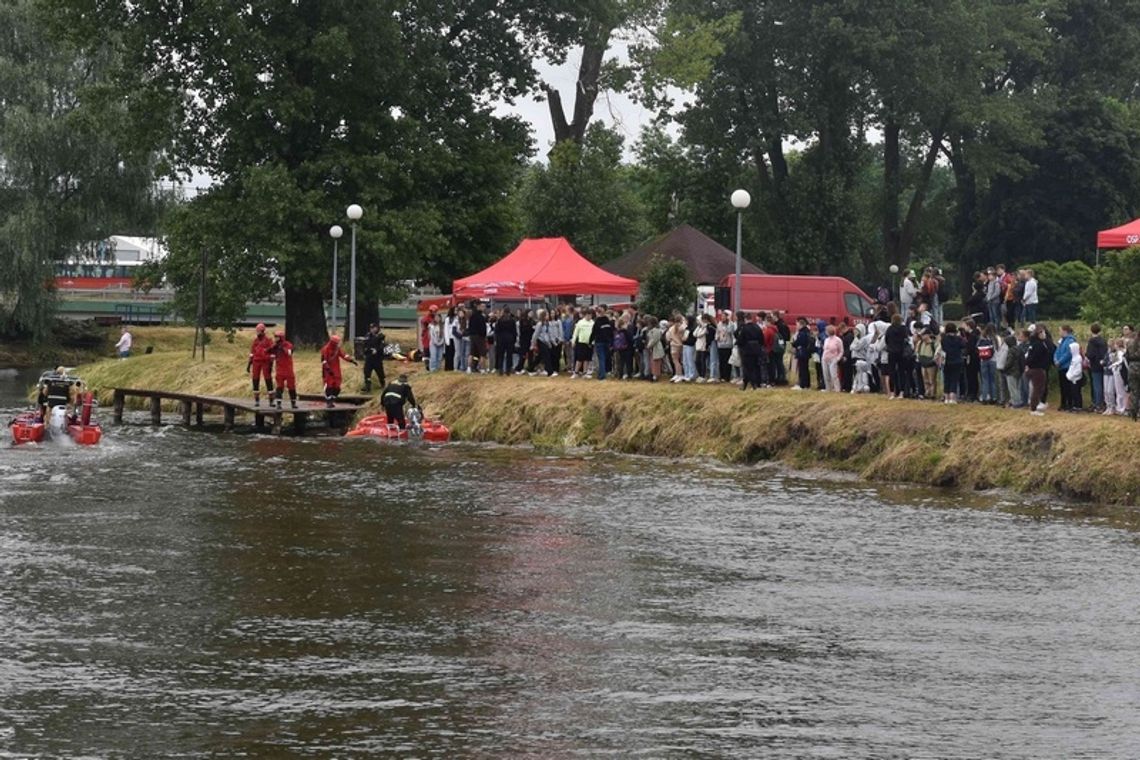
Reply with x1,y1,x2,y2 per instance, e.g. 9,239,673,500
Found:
1096,218,1140,248
452,237,638,298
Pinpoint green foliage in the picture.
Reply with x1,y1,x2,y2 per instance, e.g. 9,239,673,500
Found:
1020,260,1094,319
1082,247,1140,325
517,124,650,262
0,0,165,340
638,256,694,318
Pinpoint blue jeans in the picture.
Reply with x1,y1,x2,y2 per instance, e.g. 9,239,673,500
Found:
1090,369,1104,408
595,342,611,379
455,338,469,371
429,342,444,371
987,302,1001,326
1024,303,1037,323
979,359,997,401
682,345,697,379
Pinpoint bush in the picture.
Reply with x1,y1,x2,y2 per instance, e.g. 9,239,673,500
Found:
638,256,694,319
1018,260,1093,319
1082,246,1140,326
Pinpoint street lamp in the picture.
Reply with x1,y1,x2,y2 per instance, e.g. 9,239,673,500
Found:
889,264,899,304
346,204,363,341
329,225,343,334
730,189,751,313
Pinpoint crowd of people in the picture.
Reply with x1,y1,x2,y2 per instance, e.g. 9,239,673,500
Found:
417,289,1140,421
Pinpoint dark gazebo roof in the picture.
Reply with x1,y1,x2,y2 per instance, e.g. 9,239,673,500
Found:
603,224,764,285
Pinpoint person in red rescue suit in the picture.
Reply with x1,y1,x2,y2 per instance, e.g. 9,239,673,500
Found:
271,330,297,409
247,323,275,407
320,334,357,408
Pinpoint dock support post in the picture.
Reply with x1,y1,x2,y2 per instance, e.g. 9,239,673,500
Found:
195,402,204,426
150,396,162,425
223,405,234,431
271,413,282,435
254,412,265,431
113,390,125,424
180,400,192,426
294,412,307,435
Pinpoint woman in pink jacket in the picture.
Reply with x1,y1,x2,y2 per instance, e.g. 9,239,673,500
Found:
822,325,844,392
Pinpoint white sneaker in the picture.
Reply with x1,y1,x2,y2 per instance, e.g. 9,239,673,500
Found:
1037,402,1048,410
792,385,802,391
550,372,558,377
570,373,578,379
465,368,472,374
696,378,706,384
1030,410,1045,416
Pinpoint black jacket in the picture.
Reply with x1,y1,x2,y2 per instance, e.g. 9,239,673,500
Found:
738,321,763,356
382,381,417,409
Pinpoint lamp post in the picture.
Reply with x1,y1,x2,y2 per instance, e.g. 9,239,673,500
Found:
346,204,363,341
730,189,751,313
329,225,343,334
889,264,899,303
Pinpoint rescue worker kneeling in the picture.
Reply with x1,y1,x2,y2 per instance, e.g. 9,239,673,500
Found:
381,374,418,429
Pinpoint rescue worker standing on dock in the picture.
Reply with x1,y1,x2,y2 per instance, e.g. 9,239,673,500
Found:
320,334,357,408
362,323,386,392
381,374,418,429
271,331,298,409
247,323,275,407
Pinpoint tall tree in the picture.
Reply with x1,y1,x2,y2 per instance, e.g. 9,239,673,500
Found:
0,0,164,340
53,0,541,345
518,124,650,262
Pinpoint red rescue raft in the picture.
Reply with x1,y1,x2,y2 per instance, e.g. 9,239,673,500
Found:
67,392,102,445
10,412,45,445
346,414,451,442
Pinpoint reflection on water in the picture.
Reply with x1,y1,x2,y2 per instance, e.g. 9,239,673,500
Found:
2,370,1140,757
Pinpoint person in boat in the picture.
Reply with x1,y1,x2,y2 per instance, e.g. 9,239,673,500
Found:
361,323,386,392
37,367,73,421
247,323,275,407
320,334,357,408
271,330,297,409
381,373,418,429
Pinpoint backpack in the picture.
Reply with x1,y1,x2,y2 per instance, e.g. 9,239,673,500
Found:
633,329,647,352
613,328,628,351
937,277,949,302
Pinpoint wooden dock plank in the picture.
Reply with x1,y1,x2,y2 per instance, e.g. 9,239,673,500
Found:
111,387,367,436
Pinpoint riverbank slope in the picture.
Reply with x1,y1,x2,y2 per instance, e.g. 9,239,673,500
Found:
66,333,1140,506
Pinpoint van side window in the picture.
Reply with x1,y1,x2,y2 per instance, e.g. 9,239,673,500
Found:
844,292,866,317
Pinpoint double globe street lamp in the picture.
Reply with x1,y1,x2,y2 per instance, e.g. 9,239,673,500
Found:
730,189,751,313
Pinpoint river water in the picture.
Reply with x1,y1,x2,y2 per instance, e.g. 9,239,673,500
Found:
2,369,1139,758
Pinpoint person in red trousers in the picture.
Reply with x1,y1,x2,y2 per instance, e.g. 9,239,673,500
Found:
247,323,275,407
320,334,357,408
271,330,297,409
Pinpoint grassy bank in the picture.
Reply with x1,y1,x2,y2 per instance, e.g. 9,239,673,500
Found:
61,327,1140,506
396,373,1140,506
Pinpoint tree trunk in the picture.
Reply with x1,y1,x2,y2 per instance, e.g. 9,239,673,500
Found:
284,283,327,347
546,24,613,147
946,134,979,297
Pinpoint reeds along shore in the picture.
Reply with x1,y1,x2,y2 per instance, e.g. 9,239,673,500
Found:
64,326,1140,506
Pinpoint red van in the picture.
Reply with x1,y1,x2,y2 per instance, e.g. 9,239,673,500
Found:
718,274,875,325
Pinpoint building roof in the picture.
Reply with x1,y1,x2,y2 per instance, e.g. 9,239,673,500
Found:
603,224,764,285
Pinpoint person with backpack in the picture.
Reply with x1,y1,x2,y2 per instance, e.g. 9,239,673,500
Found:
998,329,1025,407
694,314,712,381
940,323,965,404
1053,325,1078,411
1086,323,1108,412
975,324,998,403
1025,325,1051,415
590,306,614,380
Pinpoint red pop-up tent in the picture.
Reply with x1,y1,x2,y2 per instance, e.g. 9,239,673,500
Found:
453,237,638,298
1096,218,1140,248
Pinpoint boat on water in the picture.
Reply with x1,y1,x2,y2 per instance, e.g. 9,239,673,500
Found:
8,370,102,446
346,408,450,443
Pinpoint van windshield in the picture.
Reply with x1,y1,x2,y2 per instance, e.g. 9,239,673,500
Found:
844,292,868,318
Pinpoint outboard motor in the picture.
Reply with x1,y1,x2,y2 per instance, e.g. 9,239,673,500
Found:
407,407,424,437
48,405,67,434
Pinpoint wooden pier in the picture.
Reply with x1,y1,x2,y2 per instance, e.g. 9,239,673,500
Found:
111,388,370,435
